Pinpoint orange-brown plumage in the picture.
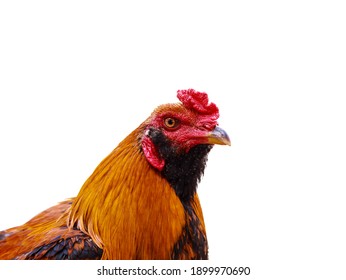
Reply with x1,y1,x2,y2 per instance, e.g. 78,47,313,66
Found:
0,89,230,260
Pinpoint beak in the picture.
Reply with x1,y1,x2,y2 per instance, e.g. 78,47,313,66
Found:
206,126,231,146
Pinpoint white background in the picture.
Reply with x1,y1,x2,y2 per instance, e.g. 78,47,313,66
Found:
0,1,345,279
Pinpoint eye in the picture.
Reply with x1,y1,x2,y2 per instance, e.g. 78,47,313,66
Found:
164,117,179,130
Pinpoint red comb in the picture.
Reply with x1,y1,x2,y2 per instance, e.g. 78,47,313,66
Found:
177,89,219,119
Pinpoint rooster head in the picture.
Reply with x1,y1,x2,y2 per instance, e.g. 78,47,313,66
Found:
141,89,230,172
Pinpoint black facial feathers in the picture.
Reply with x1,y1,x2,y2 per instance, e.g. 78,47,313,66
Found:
147,128,213,203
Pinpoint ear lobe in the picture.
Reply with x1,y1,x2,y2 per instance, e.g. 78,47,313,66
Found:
142,136,165,171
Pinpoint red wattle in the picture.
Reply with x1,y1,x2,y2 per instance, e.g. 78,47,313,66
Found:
142,136,165,171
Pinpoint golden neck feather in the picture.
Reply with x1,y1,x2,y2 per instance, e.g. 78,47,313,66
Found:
67,125,186,259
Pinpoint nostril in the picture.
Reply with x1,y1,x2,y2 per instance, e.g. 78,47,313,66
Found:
202,123,218,131
204,124,213,130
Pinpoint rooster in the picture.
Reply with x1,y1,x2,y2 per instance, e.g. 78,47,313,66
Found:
0,89,230,260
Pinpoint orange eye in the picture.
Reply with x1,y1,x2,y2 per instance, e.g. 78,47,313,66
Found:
164,117,179,129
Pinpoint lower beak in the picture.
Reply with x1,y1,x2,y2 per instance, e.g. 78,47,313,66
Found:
207,126,231,146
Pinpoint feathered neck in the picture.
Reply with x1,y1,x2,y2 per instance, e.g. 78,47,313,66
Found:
66,124,186,259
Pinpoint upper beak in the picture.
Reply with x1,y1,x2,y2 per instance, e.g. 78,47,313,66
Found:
206,126,231,146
